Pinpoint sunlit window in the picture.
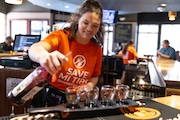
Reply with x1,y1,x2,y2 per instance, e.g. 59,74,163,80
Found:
137,24,159,57
103,25,114,55
161,24,180,52
0,13,6,43
11,20,27,39
10,20,49,40
31,20,48,35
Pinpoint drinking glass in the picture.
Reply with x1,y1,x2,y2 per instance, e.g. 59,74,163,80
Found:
85,86,99,107
101,85,115,106
65,86,80,109
115,84,129,104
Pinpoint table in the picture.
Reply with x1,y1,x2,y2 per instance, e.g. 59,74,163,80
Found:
152,95,180,110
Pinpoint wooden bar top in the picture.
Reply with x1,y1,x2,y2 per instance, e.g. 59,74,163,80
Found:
0,52,26,57
153,58,180,82
153,95,180,110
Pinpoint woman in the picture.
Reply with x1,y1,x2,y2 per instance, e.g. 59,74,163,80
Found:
118,40,137,85
29,0,104,107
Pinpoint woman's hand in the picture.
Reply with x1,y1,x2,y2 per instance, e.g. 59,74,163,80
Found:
39,51,69,75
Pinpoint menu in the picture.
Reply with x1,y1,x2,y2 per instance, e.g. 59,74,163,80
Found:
114,24,132,43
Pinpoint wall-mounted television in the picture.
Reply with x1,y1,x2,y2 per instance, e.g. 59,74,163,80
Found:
103,10,116,24
13,34,41,52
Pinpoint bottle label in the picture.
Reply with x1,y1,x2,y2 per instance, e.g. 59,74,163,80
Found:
21,86,43,101
11,69,40,97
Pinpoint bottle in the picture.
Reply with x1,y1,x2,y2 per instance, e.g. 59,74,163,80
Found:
7,66,51,106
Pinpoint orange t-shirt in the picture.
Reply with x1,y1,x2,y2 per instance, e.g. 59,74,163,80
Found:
40,30,102,91
122,46,137,64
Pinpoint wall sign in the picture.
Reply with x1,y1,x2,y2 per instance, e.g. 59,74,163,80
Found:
114,24,132,43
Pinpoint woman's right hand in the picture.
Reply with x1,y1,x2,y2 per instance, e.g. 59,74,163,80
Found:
39,50,69,75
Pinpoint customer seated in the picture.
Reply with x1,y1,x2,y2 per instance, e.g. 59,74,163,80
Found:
157,40,176,60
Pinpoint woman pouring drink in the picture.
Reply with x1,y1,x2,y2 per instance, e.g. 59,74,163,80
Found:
28,0,105,107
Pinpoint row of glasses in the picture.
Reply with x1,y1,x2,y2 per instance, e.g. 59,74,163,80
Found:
65,84,129,109
65,86,99,108
101,84,129,106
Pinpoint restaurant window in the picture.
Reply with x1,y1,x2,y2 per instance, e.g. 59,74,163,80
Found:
161,24,180,52
103,25,114,55
0,13,6,43
10,19,49,39
31,20,48,35
137,24,159,57
11,20,27,39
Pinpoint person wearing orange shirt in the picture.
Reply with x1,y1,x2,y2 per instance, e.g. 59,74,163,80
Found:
28,0,104,107
118,40,137,66
118,40,138,85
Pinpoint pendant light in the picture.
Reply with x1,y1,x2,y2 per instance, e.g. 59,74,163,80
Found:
168,11,177,21
5,0,23,5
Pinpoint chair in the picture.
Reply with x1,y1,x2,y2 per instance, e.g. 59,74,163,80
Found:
175,51,180,61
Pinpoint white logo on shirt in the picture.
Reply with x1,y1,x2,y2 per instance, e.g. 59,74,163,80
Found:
73,55,86,68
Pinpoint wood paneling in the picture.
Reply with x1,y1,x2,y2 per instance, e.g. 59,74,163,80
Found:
0,68,32,117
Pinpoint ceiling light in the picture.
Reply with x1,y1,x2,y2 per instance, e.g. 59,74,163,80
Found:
160,4,167,7
47,3,51,6
168,11,177,21
157,6,165,12
119,17,126,21
65,5,69,8
157,6,166,12
5,0,23,5
157,3,167,12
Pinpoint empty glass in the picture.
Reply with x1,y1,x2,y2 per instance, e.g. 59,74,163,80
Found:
65,86,80,109
115,84,129,104
101,85,115,106
85,86,99,107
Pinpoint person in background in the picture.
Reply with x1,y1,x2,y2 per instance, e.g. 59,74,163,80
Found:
157,40,176,60
118,40,137,66
28,0,104,107
0,36,13,53
118,40,138,85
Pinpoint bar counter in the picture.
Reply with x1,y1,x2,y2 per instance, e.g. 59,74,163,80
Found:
4,95,180,120
153,58,180,88
0,52,26,57
153,95,180,110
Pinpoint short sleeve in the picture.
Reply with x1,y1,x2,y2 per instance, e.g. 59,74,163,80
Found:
40,30,67,52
